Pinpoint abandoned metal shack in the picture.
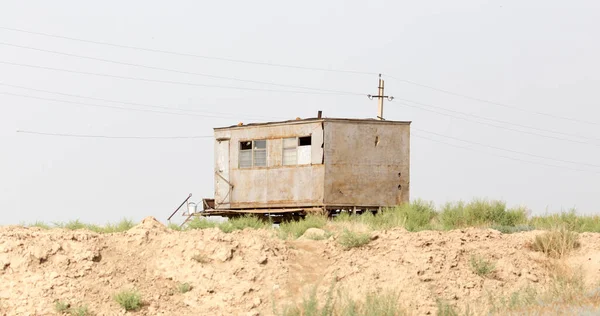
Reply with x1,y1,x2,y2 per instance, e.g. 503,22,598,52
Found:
198,116,411,218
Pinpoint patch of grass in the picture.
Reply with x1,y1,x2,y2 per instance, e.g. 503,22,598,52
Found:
186,217,218,230
530,227,580,258
167,223,183,231
69,305,90,316
278,284,404,316
29,221,51,229
278,215,327,239
436,300,458,316
529,209,600,232
439,199,528,230
469,255,496,278
389,199,437,232
338,229,371,249
113,289,142,311
491,225,534,234
305,231,332,241
51,218,134,233
218,215,270,233
178,282,192,293
55,301,70,313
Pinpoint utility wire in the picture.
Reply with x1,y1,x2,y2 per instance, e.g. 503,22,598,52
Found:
0,26,375,76
0,91,264,119
397,97,600,142
413,133,600,175
414,128,600,168
0,41,363,96
0,61,360,96
386,75,600,126
398,101,600,148
0,82,284,120
16,130,212,139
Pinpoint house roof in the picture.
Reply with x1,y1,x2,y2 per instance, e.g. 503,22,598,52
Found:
214,117,412,131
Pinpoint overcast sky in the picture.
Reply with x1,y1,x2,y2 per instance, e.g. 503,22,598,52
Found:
1,1,599,225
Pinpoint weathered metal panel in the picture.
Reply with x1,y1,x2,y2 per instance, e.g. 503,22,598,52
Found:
214,137,231,209
323,121,410,207
215,121,325,209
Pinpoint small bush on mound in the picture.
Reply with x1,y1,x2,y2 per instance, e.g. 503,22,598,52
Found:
338,229,371,249
279,215,327,239
29,221,51,229
186,217,218,230
114,290,142,311
167,223,183,231
530,227,580,258
178,282,192,293
219,215,270,233
436,300,459,316
470,255,496,278
69,306,90,316
55,301,70,312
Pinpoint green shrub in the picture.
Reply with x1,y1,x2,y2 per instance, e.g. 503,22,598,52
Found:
219,215,270,233
338,229,371,249
279,215,327,239
178,282,192,293
491,225,534,234
470,255,496,277
55,301,70,313
439,199,527,229
113,289,142,311
186,217,218,230
530,227,580,258
167,223,183,231
29,221,51,229
529,210,600,232
69,305,90,316
436,300,458,316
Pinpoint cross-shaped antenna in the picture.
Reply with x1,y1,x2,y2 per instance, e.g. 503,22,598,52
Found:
367,74,394,120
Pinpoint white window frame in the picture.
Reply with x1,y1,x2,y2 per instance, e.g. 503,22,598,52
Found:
239,139,267,168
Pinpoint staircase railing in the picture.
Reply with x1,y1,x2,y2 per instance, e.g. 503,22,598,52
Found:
167,193,192,222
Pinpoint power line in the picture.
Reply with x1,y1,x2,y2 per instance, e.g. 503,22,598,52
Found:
398,101,600,148
0,91,266,119
0,61,361,96
414,128,600,168
0,26,375,76
16,130,212,139
386,74,600,126
0,41,363,96
413,133,600,175
0,82,284,120
397,97,600,143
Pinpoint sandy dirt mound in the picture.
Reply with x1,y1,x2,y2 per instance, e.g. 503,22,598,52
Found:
1,221,599,316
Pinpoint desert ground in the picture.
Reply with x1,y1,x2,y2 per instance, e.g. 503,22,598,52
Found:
1,211,599,316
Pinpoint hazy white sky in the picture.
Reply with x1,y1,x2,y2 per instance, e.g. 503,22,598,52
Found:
1,1,599,225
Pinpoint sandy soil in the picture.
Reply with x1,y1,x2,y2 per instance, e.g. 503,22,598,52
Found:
1,217,599,316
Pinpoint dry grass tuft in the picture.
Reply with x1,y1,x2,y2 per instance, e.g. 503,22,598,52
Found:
530,227,580,258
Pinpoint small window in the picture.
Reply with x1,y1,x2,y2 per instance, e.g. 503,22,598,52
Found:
299,136,311,146
282,137,297,166
253,140,267,167
239,140,267,168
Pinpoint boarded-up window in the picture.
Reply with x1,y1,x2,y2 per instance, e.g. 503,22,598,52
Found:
298,136,311,165
283,136,311,166
282,138,297,166
239,140,267,168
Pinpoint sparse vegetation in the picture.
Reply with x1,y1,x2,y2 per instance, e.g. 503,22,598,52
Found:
167,223,183,231
338,229,371,249
530,227,580,258
178,282,192,293
218,215,270,233
186,217,218,230
34,218,134,233
114,289,142,311
55,301,70,313
279,215,327,239
278,285,404,316
469,255,496,278
436,300,459,316
69,305,90,316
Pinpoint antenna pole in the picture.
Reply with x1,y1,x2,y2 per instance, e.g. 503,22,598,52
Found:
368,74,394,120
377,74,384,120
